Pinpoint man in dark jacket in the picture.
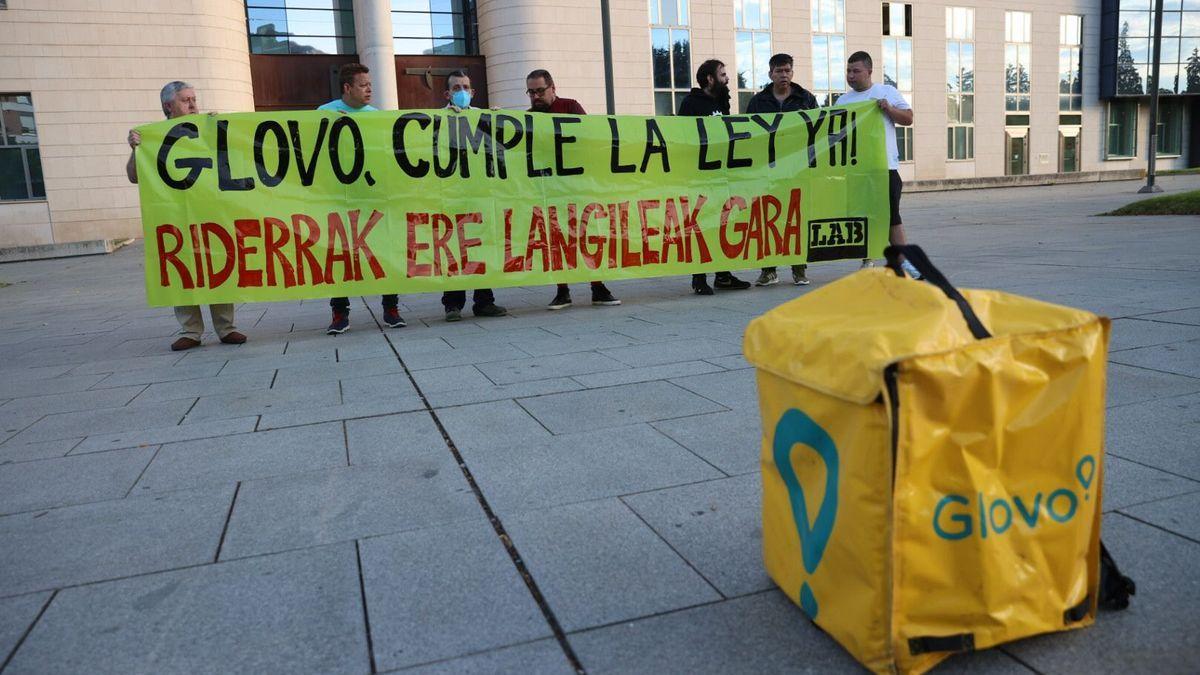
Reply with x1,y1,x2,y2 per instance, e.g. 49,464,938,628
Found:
676,59,751,294
745,53,818,288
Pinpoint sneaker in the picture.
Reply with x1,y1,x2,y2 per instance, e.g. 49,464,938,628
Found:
755,270,779,286
219,331,248,345
713,273,751,290
692,278,714,296
382,307,407,328
900,260,923,280
326,311,349,334
591,286,621,306
791,265,811,286
861,259,875,269
445,308,462,322
548,289,572,310
171,336,201,351
473,303,508,318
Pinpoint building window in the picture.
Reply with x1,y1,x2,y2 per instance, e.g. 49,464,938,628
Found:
392,0,477,55
1116,0,1200,95
946,7,974,160
0,94,44,201
1157,99,1184,156
246,0,356,55
734,0,772,112
882,2,913,162
1005,11,1032,122
812,0,846,106
651,0,692,115
1060,15,1083,112
1106,100,1138,158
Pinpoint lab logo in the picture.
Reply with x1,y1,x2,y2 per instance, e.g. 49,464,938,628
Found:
773,408,840,619
807,217,868,261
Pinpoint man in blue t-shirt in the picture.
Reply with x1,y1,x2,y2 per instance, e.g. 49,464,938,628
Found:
319,64,404,333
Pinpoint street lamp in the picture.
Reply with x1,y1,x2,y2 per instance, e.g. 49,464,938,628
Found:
601,0,616,115
1140,0,1165,193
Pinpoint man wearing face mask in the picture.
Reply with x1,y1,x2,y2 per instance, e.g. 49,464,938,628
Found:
318,64,407,334
440,70,508,322
525,69,622,311
676,59,751,295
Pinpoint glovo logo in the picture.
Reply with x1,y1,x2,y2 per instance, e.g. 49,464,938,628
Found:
933,455,1097,540
772,408,839,619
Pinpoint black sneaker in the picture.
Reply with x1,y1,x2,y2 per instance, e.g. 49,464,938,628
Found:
548,289,572,310
713,273,751,290
382,307,406,328
692,279,715,296
473,303,508,318
591,285,621,306
445,308,462,322
327,311,350,334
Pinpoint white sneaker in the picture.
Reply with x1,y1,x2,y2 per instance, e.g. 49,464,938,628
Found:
791,265,811,286
755,270,779,286
860,259,875,269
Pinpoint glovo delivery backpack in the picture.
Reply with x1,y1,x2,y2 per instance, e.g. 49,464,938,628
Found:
743,246,1133,674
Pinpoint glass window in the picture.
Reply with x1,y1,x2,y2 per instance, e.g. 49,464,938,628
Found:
391,0,475,55
946,8,974,159
1106,100,1138,158
812,0,845,106
1156,100,1183,155
1005,12,1031,118
1059,16,1084,112
0,94,44,201
246,1,356,55
735,0,772,111
651,1,692,114
882,4,913,162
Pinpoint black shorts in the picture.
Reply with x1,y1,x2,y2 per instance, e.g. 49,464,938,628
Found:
889,169,903,227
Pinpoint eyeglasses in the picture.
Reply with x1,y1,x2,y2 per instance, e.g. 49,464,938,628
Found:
526,87,550,96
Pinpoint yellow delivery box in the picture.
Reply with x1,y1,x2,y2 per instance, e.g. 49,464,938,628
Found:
743,246,1110,674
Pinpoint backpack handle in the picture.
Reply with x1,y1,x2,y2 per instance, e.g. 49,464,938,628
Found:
884,245,992,340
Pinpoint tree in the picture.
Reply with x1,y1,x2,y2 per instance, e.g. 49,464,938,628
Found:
1116,22,1144,95
1187,47,1200,94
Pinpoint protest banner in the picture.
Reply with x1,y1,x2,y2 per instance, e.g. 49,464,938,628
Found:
135,101,889,306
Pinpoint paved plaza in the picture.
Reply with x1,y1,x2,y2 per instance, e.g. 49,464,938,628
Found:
0,176,1198,674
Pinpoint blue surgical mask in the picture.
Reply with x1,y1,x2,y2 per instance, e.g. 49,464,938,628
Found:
451,89,472,109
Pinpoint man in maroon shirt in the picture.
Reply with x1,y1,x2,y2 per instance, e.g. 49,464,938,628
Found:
526,69,622,311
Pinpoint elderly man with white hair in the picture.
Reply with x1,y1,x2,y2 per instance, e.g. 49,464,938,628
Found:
126,81,247,351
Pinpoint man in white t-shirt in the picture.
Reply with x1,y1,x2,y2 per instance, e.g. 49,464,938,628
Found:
838,51,921,279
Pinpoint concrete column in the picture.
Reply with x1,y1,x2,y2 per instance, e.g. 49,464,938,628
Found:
353,0,399,109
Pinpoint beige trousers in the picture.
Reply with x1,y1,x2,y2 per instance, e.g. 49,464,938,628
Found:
174,304,237,341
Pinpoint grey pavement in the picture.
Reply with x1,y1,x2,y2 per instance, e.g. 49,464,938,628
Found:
1,176,1198,673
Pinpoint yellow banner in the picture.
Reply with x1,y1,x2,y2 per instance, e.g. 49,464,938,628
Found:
136,102,889,306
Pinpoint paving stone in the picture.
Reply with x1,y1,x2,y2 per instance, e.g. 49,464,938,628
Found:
270,356,404,388
1102,455,1200,513
436,399,552,452
12,398,197,444
458,423,722,516
599,338,742,367
0,386,145,417
131,423,346,495
340,372,421,404
513,332,640,357
185,382,340,421
623,474,770,597
704,353,753,370
0,485,234,596
0,447,156,515
476,352,630,385
518,380,725,434
395,639,572,674
1106,392,1200,480
219,457,482,559
924,649,1036,673
133,370,276,403
651,410,763,475
1121,490,1200,541
1137,307,1200,327
68,354,184,375
1106,363,1200,408
1109,339,1200,379
1003,513,1200,672
1109,318,1200,353
360,518,550,671
71,416,259,454
409,365,494,394
0,438,81,465
0,592,51,665
87,361,225,388
504,499,720,632
569,591,861,672
402,343,535,372
670,368,760,410
5,544,368,675
346,412,446,466
0,364,74,383
0,373,109,400
571,359,724,389
257,396,426,430
424,377,584,408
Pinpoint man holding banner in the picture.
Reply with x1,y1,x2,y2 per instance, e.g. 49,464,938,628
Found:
126,81,247,351
676,60,752,296
526,69,623,311
318,63,407,334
